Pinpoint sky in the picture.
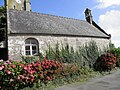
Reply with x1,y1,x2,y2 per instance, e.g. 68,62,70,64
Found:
0,0,120,47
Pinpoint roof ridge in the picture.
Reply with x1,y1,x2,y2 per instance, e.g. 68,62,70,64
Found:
9,9,86,22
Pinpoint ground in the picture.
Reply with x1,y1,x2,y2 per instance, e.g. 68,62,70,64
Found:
55,69,120,90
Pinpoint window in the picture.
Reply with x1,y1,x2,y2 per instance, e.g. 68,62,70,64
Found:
25,38,39,56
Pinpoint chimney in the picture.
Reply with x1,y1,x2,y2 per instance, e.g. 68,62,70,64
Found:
85,8,93,24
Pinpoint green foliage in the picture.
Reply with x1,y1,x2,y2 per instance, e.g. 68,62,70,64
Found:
21,56,39,63
24,41,103,68
38,52,44,62
81,41,99,68
45,44,55,60
0,6,6,42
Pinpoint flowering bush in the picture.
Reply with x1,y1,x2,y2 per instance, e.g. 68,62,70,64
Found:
41,59,62,81
110,47,120,67
0,59,62,89
0,60,24,89
94,52,116,71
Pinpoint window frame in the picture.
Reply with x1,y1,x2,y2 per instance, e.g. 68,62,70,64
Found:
25,38,39,56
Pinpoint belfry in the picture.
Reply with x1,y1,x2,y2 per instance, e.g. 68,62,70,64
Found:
6,0,31,11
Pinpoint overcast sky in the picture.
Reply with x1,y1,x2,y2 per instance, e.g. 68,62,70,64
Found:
0,0,120,47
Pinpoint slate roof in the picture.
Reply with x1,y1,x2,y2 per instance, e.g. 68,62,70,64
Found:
8,9,110,38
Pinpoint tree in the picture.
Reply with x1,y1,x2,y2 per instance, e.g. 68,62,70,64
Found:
0,6,6,42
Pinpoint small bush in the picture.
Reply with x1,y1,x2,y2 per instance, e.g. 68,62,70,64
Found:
61,63,80,76
110,48,120,67
94,52,116,71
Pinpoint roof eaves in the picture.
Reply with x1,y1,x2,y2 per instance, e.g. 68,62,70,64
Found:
9,32,110,39
92,21,111,38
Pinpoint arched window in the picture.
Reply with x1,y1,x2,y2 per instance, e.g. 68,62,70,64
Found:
25,38,39,56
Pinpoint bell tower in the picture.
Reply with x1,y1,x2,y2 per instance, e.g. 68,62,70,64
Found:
85,8,93,24
6,0,31,11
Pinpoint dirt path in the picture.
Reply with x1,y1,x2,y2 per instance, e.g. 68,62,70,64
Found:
55,69,120,90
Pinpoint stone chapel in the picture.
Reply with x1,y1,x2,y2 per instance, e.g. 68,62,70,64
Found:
0,0,111,60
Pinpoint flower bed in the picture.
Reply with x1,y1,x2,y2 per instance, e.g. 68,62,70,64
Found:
0,59,62,90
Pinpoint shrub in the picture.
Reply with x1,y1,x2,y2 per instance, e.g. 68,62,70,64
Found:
21,56,39,63
110,47,120,67
81,41,99,68
41,59,62,82
0,59,62,90
94,52,116,71
0,60,25,89
44,41,100,68
61,63,80,76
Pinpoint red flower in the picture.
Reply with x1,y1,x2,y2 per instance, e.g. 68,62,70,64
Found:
45,66,49,69
43,71,47,75
28,64,32,67
11,64,16,68
46,77,51,81
54,70,57,73
20,64,24,67
39,74,43,77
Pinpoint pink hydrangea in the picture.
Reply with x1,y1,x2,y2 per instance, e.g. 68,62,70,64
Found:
0,59,3,62
0,67,3,70
6,70,11,74
0,65,4,70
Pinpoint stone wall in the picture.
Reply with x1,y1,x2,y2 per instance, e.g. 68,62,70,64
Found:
8,34,110,60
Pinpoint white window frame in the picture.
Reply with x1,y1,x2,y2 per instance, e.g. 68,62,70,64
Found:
25,38,39,56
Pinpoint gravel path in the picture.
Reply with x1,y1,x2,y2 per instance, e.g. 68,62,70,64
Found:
55,69,120,90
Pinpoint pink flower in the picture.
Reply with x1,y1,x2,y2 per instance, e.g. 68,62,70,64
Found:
21,75,24,79
2,65,4,68
16,60,22,62
3,62,7,65
28,64,32,67
0,59,3,62
0,67,3,70
25,76,29,80
6,70,11,74
6,60,11,64
0,65,4,70
17,76,20,80
10,78,14,82
24,66,28,70
39,74,43,77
